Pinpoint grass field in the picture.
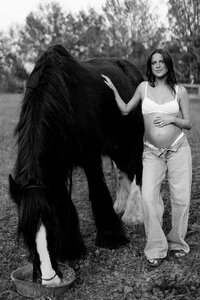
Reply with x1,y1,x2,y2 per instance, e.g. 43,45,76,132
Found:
0,93,200,300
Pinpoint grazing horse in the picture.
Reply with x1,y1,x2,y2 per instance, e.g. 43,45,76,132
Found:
9,44,144,285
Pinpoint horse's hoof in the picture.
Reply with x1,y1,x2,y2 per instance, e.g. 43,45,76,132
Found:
42,273,62,285
95,232,129,249
59,244,86,261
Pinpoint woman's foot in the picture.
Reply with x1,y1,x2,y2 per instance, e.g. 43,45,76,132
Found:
170,249,186,258
147,258,164,267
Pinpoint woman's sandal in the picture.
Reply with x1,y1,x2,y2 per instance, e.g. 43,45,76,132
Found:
147,258,164,267
170,249,186,258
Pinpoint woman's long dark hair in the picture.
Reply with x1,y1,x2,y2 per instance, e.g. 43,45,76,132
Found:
146,48,177,94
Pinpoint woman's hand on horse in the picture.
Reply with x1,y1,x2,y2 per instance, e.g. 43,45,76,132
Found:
101,74,116,91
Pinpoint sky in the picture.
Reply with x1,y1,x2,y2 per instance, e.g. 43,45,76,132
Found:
0,0,168,31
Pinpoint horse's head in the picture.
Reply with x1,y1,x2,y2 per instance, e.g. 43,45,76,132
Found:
9,174,23,206
9,174,45,203
9,174,50,238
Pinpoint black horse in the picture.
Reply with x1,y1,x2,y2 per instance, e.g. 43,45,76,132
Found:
9,44,144,284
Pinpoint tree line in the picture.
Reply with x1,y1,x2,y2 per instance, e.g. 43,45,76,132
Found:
0,0,199,92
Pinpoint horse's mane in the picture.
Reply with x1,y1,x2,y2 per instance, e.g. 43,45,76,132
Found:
14,45,83,187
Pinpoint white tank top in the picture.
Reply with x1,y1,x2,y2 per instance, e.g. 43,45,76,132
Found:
142,82,179,115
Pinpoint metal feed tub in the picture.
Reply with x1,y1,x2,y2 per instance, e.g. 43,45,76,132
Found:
11,263,75,299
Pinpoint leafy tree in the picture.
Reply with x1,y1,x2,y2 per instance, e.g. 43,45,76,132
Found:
18,2,107,64
18,2,79,65
101,0,166,72
0,27,28,91
161,40,187,82
71,8,108,60
168,0,200,82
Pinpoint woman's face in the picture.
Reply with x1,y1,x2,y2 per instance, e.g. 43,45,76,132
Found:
151,53,168,79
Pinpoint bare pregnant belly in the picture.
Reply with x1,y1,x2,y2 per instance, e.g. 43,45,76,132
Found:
144,113,182,148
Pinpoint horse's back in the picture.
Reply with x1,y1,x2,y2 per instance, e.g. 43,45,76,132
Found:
82,57,143,103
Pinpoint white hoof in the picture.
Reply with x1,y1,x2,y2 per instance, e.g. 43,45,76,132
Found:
42,273,61,286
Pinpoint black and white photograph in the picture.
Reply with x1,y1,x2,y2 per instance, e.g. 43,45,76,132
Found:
0,0,199,299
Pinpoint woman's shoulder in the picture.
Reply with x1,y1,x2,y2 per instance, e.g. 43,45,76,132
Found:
137,81,147,91
176,84,188,96
139,80,148,86
176,84,189,104
135,81,147,99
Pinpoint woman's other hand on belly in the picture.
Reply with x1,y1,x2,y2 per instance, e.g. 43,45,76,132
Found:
153,114,175,127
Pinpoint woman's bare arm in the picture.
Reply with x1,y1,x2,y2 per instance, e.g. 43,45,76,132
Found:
174,86,192,130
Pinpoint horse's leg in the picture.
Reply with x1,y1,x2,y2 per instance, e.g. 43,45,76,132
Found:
83,157,129,249
56,184,86,261
31,181,85,285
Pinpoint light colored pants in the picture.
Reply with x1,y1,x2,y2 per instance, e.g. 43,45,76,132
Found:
141,134,192,260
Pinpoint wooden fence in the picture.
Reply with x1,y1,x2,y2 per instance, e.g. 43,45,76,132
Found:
182,84,200,101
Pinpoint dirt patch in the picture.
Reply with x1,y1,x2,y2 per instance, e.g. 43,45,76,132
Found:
0,95,200,300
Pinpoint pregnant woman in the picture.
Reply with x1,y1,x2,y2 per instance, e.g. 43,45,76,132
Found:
102,48,192,267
